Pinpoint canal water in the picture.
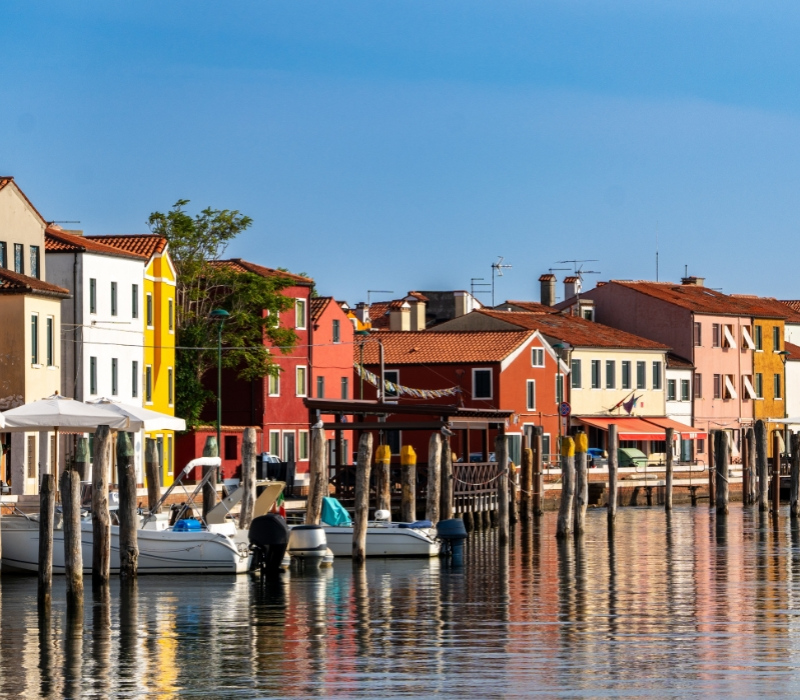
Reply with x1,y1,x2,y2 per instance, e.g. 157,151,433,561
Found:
2,504,800,698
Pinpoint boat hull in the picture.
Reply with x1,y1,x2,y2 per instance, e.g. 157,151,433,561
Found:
1,518,250,575
322,525,440,558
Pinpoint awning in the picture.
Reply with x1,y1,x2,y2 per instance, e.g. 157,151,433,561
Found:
578,416,708,440
641,417,709,439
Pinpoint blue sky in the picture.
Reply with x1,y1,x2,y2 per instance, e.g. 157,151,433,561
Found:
3,1,800,304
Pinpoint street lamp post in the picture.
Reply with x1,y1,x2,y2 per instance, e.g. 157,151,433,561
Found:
210,309,230,468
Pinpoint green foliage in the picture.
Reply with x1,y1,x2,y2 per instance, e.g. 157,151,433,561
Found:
149,200,298,428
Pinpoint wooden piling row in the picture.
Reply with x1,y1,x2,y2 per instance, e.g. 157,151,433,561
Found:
400,446,417,523
117,431,138,578
60,467,83,605
92,425,112,584
38,472,55,609
556,437,575,539
574,432,588,536
352,432,374,565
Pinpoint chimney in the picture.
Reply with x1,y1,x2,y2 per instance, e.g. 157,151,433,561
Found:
354,302,370,325
454,291,473,318
539,274,556,307
389,302,411,331
564,275,581,300
681,276,705,287
409,299,426,330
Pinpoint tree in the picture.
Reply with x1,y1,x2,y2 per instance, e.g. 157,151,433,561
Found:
148,200,298,427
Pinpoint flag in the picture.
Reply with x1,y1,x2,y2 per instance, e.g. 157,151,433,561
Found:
623,394,640,415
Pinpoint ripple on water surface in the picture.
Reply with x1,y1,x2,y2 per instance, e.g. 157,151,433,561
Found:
3,505,800,698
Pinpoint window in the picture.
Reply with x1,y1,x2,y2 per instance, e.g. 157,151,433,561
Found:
742,375,756,401
556,374,564,404
132,361,138,398
542,434,552,460
168,367,174,405
713,374,721,399
269,431,280,457
507,434,522,467
316,376,325,399
606,360,615,389
652,361,663,390
667,379,677,401
693,322,702,346
712,324,721,347
111,358,118,395
636,361,646,390
30,313,39,364
775,373,783,399
167,435,173,476
742,325,755,350
755,325,763,350
697,438,705,454
723,374,737,399
341,376,349,400
145,365,153,403
526,380,536,411
473,368,493,399
268,372,280,396
387,430,401,455
29,245,39,279
773,326,781,352
694,373,702,398
681,379,690,401
89,278,97,314
298,431,310,460
531,348,544,367
223,435,238,461
46,316,54,366
14,244,23,274
621,361,631,390
132,284,139,318
385,369,400,399
591,360,601,389
296,366,307,397
90,356,97,394
168,299,174,331
755,372,763,399
27,435,36,478
332,319,341,344
110,282,118,316
0,242,6,268
571,359,582,389
582,308,594,321
146,293,153,327
295,299,306,329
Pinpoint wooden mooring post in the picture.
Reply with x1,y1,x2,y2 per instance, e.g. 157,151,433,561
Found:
426,433,442,526
400,445,417,523
607,424,618,526
352,432,374,565
240,427,257,530
574,431,588,536
38,472,55,610
440,435,454,521
742,429,751,506
520,447,533,523
145,438,161,514
556,436,575,539
708,431,716,507
509,460,519,525
756,420,769,512
306,425,327,525
375,443,391,513
117,431,138,577
495,433,509,546
773,430,782,515
60,468,84,606
74,436,90,482
791,433,800,519
665,427,674,511
92,425,112,584
202,436,218,520
747,427,757,505
715,430,729,515
532,427,544,517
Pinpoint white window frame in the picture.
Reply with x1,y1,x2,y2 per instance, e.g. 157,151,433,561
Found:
46,315,55,367
145,364,153,404
384,369,400,400
571,359,582,389
667,379,677,402
295,365,307,397
591,360,601,389
606,360,615,389
472,368,493,400
168,366,174,406
298,430,310,461
652,361,663,390
636,361,646,390
295,298,307,330
30,312,40,366
268,372,280,397
146,292,154,328
269,430,281,458
531,348,544,367
681,379,690,402
526,380,536,411
621,361,631,390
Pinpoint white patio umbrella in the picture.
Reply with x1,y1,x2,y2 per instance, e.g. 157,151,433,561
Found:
86,398,186,432
2,394,130,478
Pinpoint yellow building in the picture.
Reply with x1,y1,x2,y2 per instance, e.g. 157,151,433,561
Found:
88,234,177,484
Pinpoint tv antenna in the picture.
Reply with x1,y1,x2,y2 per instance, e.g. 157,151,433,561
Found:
470,277,491,298
491,257,512,307
367,290,394,305
555,259,601,310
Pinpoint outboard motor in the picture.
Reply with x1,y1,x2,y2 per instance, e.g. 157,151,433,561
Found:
287,524,329,565
436,518,468,563
249,514,289,576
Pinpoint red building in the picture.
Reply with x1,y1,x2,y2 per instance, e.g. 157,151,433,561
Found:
356,330,567,466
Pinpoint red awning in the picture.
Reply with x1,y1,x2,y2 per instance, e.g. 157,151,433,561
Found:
641,417,708,440
578,416,707,440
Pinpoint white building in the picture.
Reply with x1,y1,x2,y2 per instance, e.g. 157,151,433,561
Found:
665,353,695,461
46,227,148,477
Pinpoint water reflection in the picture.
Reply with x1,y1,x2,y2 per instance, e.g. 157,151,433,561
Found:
8,507,800,696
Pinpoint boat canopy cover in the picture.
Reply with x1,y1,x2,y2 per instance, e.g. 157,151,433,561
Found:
322,497,352,527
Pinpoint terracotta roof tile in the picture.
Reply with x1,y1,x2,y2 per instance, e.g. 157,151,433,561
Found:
406,291,429,302
86,234,167,259
781,300,800,314
785,341,800,361
0,268,69,298
473,309,669,350
310,297,331,323
496,300,554,314
367,301,391,329
667,353,694,369
357,330,536,365
729,294,798,321
210,259,313,285
539,274,555,281
45,228,148,260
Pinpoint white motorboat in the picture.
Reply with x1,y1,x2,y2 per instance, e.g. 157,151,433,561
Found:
318,498,440,558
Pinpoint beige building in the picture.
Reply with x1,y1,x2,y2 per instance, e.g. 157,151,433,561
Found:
0,178,69,494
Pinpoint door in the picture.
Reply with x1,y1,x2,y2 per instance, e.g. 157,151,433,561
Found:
680,438,691,463
283,433,296,495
